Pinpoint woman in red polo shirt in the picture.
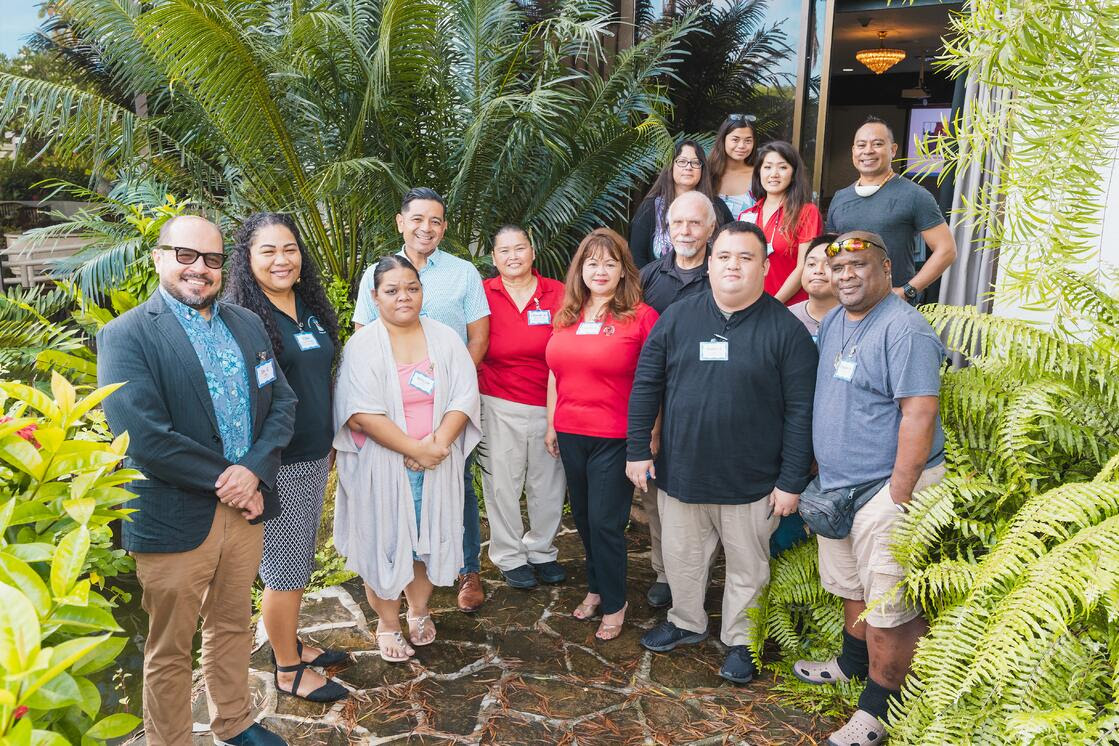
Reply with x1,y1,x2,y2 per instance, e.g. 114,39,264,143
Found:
738,140,822,305
477,225,568,591
545,228,658,641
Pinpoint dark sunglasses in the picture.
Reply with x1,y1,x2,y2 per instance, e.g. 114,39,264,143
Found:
727,113,757,125
825,237,886,257
158,245,227,269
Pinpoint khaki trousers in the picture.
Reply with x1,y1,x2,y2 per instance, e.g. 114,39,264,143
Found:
642,487,665,583
479,395,567,571
661,493,777,646
132,502,264,745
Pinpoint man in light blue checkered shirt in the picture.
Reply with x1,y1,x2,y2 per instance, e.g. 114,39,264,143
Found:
353,188,491,613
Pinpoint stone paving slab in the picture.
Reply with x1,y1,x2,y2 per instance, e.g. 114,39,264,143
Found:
132,522,834,744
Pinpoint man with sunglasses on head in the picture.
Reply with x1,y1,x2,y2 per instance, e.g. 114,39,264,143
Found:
794,231,947,746
97,215,297,746
826,116,956,305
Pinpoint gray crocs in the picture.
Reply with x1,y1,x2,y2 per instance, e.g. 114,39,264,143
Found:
792,657,851,685
827,709,888,746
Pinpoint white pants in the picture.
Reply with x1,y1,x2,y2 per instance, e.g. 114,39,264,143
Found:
479,395,567,571
661,493,777,646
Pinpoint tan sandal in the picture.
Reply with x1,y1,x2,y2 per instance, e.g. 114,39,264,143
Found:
572,600,599,620
595,603,627,641
375,630,414,662
406,614,436,646
826,709,887,746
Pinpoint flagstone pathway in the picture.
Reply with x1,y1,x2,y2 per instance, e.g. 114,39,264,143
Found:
131,521,835,745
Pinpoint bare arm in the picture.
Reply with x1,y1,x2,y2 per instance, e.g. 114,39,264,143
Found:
775,240,811,303
889,395,939,504
466,317,489,367
433,410,469,449
545,371,559,458
346,412,447,467
902,223,957,294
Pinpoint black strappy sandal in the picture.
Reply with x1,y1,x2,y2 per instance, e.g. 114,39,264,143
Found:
273,659,349,703
297,640,350,668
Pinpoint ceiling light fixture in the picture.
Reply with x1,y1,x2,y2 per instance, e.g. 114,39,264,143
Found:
856,31,906,75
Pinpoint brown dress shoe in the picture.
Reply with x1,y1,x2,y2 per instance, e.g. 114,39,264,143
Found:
457,572,485,612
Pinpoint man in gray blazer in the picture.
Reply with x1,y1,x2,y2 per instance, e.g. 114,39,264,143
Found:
98,215,296,746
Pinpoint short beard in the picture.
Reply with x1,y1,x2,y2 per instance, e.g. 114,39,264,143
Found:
162,276,218,311
674,243,702,258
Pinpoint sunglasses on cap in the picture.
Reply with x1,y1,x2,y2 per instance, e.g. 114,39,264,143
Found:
158,245,227,269
727,113,757,124
825,237,886,257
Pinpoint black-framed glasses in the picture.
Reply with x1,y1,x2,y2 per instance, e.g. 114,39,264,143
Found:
674,158,703,170
727,113,757,125
825,237,886,257
158,245,227,269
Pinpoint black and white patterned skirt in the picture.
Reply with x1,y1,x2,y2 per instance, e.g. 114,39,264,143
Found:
259,455,330,591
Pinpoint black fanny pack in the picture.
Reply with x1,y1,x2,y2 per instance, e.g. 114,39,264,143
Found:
799,475,890,540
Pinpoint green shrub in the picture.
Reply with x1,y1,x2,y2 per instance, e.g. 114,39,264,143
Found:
0,372,142,745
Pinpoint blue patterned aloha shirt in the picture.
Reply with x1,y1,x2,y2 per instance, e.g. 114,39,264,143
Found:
160,286,252,461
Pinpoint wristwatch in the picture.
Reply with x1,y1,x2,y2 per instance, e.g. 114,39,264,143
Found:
902,283,918,305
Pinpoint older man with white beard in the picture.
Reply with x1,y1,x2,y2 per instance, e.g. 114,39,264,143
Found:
638,190,717,316
636,190,719,608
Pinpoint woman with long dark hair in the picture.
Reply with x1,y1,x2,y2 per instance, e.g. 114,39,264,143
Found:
628,140,734,269
224,212,346,702
739,140,823,305
545,228,658,641
709,113,760,218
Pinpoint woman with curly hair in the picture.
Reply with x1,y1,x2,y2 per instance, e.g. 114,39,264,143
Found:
224,212,347,703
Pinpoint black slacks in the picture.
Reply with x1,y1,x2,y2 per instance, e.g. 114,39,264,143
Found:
556,431,633,614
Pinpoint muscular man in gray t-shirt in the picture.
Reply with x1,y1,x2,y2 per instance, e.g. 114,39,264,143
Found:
826,117,957,305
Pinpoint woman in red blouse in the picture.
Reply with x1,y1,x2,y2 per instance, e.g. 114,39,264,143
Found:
545,228,659,641
738,140,823,305
477,225,568,590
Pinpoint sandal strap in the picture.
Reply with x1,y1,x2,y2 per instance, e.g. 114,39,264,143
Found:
274,660,306,695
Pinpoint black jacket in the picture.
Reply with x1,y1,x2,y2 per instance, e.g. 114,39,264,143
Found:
97,291,297,552
628,196,734,269
639,249,710,314
627,292,817,503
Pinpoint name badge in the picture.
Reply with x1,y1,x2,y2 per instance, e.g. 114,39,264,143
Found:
576,321,602,335
294,331,320,351
255,359,276,387
527,309,552,326
409,369,435,395
834,358,857,381
699,339,729,361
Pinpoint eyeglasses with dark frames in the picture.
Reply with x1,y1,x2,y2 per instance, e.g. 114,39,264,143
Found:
158,245,227,269
824,237,887,257
674,158,703,170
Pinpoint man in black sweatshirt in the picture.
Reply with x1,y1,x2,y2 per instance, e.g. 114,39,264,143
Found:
626,221,817,684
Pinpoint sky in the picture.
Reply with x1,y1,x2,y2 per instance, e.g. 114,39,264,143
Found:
0,0,43,57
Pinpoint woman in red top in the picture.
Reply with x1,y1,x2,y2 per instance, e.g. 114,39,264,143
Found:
477,225,568,590
739,140,823,305
545,228,659,641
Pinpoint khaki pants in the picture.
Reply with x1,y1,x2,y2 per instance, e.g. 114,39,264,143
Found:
133,502,264,745
817,463,947,629
642,487,665,583
479,395,567,572
661,494,777,646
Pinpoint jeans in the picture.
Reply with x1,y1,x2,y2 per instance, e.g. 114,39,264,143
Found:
459,452,481,574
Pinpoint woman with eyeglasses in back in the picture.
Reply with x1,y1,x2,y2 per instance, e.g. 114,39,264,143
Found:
709,113,760,219
628,140,734,269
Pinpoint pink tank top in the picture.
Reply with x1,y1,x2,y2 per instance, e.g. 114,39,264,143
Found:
397,358,436,440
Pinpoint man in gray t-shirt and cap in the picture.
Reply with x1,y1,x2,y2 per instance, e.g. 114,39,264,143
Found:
795,231,947,746
826,116,957,305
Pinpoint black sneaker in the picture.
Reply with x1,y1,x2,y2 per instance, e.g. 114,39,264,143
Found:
646,581,671,608
640,620,708,652
215,723,286,745
500,564,538,589
719,645,757,684
529,560,566,584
